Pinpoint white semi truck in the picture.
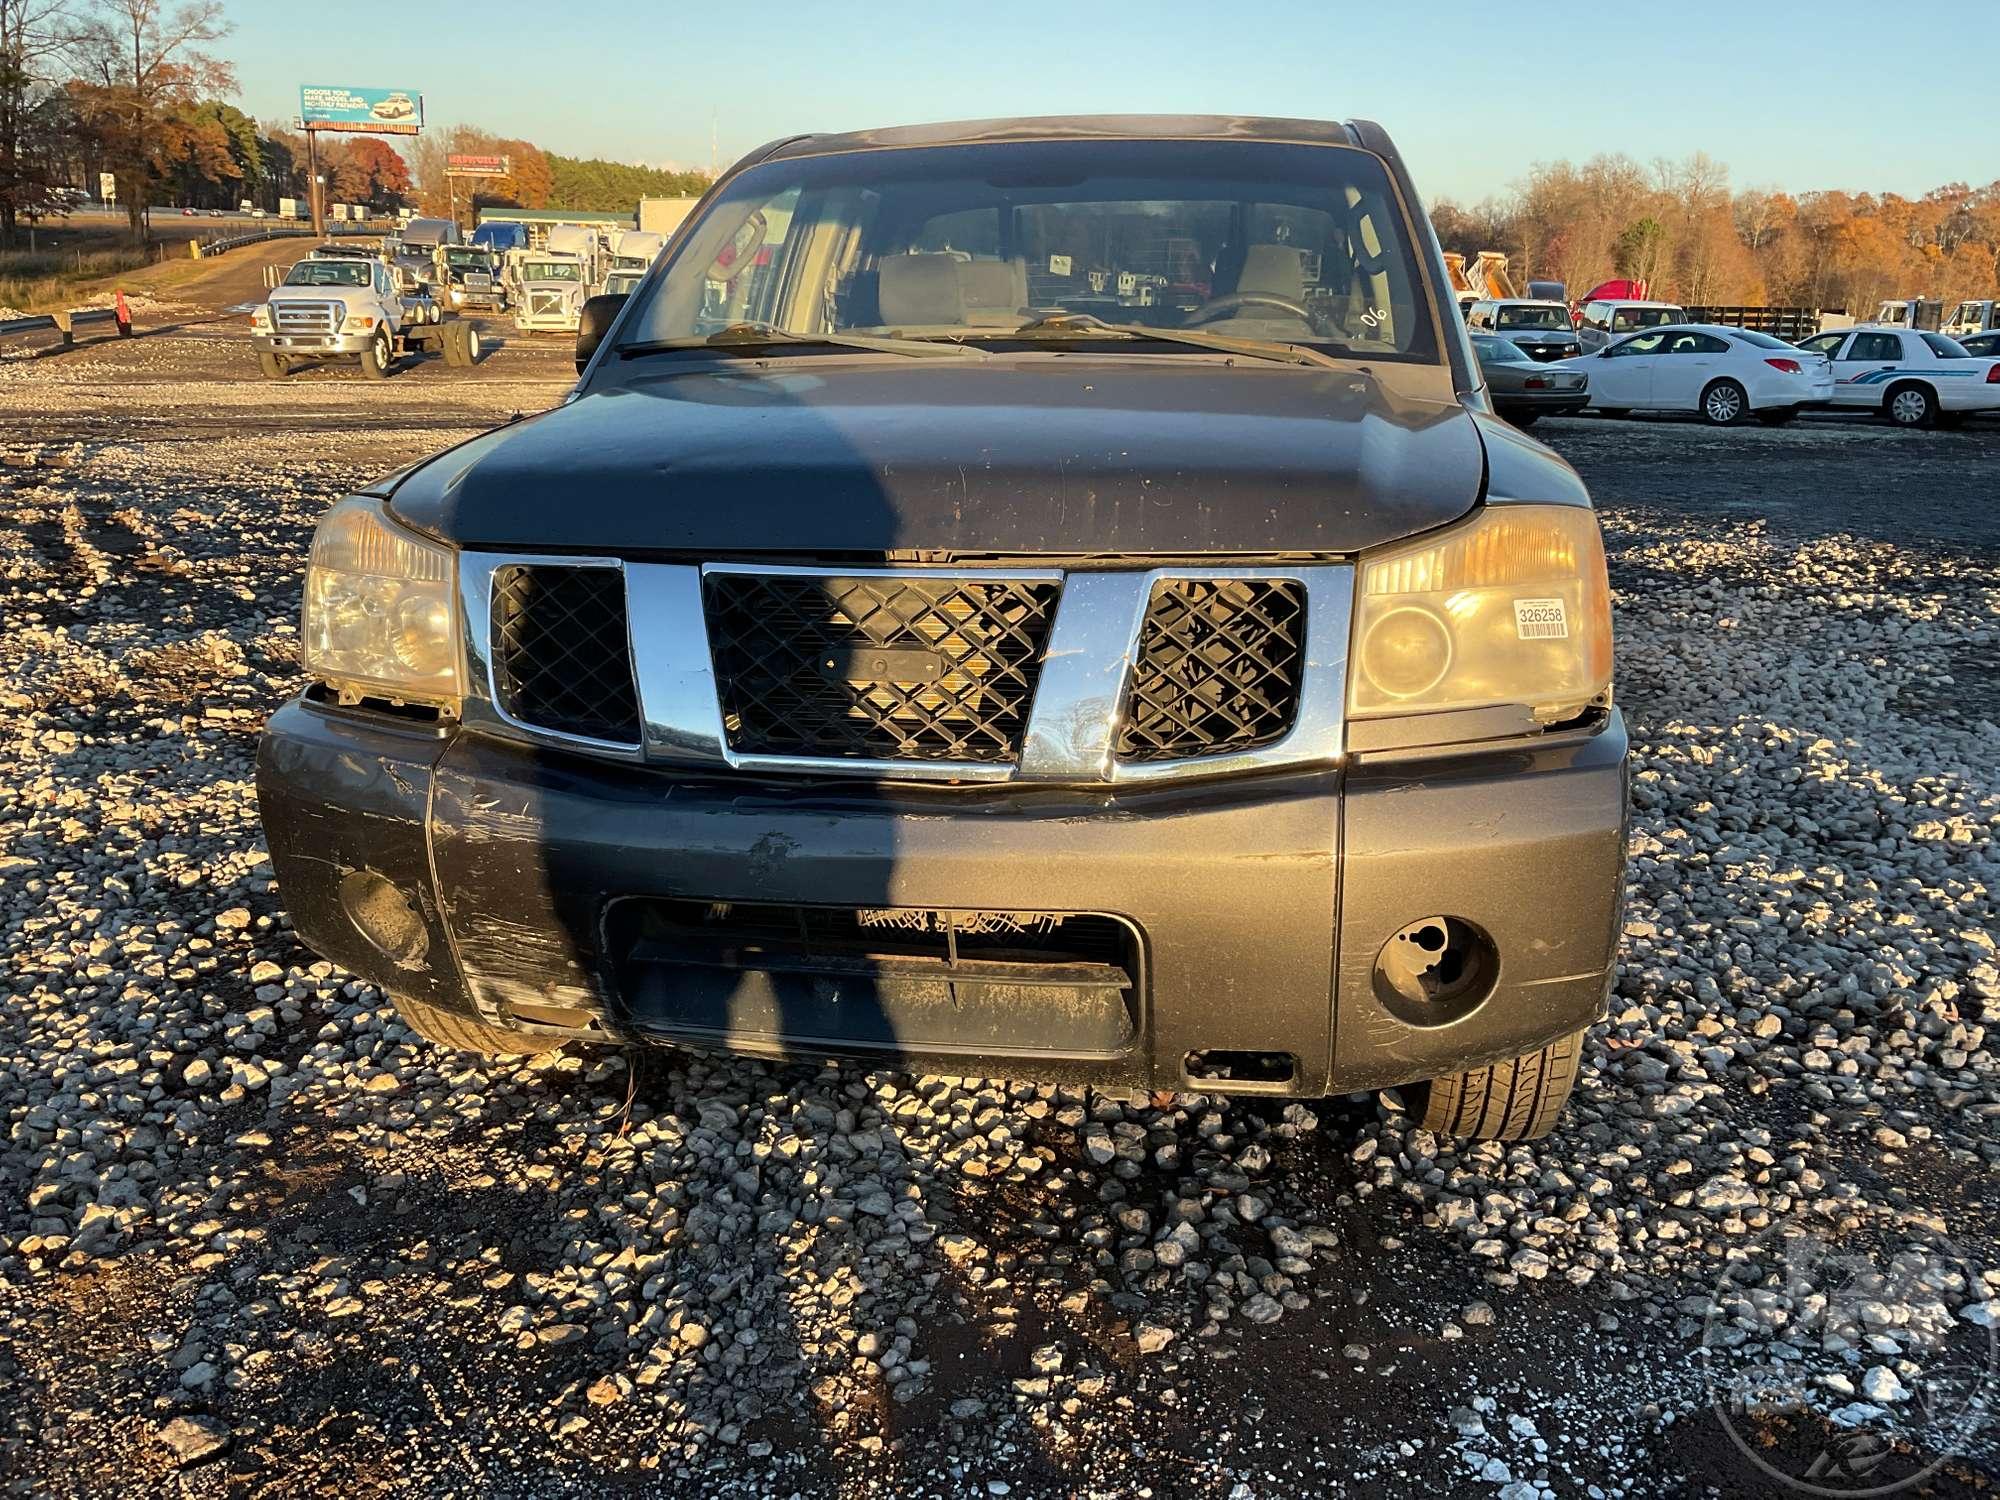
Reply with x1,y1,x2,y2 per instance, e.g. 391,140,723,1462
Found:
608,230,665,277
515,224,602,334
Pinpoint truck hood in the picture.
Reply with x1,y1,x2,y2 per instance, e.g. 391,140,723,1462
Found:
266,285,372,307
383,358,1489,559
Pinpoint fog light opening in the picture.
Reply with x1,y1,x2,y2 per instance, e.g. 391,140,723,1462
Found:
339,868,429,967
1375,916,1496,1024
1184,1050,1297,1087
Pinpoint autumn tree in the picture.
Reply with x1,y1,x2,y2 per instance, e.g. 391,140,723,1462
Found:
254,117,300,206
343,133,409,208
1434,154,2000,315
68,0,231,241
407,123,548,225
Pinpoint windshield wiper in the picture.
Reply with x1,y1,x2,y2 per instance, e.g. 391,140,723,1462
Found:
621,322,988,361
964,313,1358,371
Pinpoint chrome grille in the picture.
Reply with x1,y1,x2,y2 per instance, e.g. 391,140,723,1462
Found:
491,565,641,744
527,289,568,320
461,554,1352,784
705,573,1060,763
272,300,340,334
1116,579,1306,762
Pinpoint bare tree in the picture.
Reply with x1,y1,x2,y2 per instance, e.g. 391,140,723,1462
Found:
68,0,230,242
0,0,76,247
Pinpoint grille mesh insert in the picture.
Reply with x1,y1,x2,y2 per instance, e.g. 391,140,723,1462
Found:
491,565,640,743
706,574,1059,762
1115,578,1306,762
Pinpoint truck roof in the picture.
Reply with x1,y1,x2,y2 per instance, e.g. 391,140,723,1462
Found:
762,115,1367,161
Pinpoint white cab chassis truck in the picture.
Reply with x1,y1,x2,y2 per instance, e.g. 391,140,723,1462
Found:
251,256,480,379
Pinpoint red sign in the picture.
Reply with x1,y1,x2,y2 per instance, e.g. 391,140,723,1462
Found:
446,154,510,178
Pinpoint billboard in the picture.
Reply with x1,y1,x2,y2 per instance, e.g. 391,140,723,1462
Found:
446,154,510,178
299,85,424,136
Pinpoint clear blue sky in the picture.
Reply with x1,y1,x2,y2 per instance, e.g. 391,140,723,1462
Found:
222,0,1998,203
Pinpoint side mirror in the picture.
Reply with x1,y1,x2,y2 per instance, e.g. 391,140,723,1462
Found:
576,293,628,374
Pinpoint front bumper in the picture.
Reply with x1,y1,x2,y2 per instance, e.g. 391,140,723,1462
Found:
257,699,1628,1096
253,329,373,355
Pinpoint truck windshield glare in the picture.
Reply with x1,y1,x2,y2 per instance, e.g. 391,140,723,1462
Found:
285,262,370,287
620,139,1439,361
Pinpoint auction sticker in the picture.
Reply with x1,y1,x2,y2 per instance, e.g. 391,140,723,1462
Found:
1513,597,1569,640
1702,1218,1995,1496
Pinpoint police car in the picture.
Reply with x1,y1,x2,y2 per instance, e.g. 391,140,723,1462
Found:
1795,324,2000,427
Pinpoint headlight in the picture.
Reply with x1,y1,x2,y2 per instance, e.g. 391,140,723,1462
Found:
342,309,376,330
251,304,272,328
1349,503,1611,725
302,496,462,711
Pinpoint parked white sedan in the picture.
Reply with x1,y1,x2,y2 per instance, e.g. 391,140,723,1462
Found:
1794,325,2000,428
1554,324,1834,425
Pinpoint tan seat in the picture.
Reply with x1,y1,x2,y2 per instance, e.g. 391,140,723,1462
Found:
959,257,1029,326
878,253,964,328
1235,244,1306,302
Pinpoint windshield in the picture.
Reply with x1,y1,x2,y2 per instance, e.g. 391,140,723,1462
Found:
1495,304,1574,331
443,248,486,267
284,262,370,287
1610,306,1677,332
618,139,1438,361
523,261,582,282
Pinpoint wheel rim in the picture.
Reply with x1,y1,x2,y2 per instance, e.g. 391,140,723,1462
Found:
374,333,389,366
1891,390,1927,424
465,329,480,362
1706,385,1742,422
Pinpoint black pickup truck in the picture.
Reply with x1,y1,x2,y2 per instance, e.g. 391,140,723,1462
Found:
258,115,1627,1142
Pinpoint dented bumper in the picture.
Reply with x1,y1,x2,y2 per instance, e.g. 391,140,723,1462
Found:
256,696,1627,1095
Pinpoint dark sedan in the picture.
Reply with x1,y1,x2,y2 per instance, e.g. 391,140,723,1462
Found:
1472,334,1589,426
1960,329,2000,359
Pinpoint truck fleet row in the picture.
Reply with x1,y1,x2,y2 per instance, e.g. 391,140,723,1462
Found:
246,213,675,376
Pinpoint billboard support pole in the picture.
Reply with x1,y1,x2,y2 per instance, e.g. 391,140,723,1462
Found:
306,126,324,237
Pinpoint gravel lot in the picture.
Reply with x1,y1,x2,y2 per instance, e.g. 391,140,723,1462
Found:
3,305,1998,1499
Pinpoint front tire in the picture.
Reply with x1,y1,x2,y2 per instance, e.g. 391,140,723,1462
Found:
390,993,565,1057
1402,1029,1585,1141
1700,379,1748,425
1885,383,1935,428
360,328,393,379
256,350,287,379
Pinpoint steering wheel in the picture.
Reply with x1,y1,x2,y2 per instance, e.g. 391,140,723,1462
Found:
1185,292,1315,326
